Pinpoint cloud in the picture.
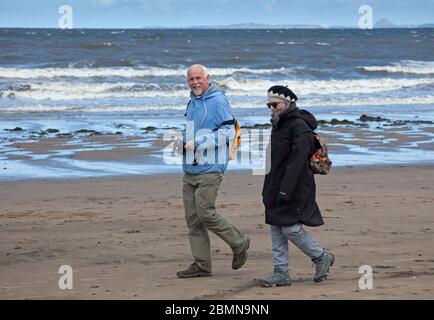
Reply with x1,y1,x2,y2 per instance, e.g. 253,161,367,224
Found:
91,0,116,7
90,0,174,10
265,0,278,12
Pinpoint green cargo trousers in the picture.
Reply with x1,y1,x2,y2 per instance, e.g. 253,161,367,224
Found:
182,172,246,272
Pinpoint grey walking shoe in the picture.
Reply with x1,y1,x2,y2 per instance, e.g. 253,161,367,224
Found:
176,263,212,278
260,268,291,287
312,250,335,283
232,236,250,270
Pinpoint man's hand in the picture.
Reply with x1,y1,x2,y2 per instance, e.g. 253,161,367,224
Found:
184,140,195,151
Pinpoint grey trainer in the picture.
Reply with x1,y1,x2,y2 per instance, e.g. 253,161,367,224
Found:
312,251,335,283
260,268,291,287
176,263,212,278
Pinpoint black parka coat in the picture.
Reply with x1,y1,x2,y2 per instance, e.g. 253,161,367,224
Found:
262,107,324,227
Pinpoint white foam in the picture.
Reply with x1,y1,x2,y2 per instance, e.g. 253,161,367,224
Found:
0,104,187,113
3,95,434,114
0,66,289,79
304,95,434,107
4,76,434,101
219,77,434,95
360,60,434,75
4,82,189,100
232,95,434,108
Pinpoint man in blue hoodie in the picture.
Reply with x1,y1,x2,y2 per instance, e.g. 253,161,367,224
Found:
176,64,250,278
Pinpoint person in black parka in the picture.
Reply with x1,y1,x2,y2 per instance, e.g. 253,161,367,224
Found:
260,85,335,287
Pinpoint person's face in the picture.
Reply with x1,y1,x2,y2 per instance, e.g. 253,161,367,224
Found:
267,101,288,114
187,67,210,96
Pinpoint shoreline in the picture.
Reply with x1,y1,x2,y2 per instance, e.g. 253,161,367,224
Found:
1,113,434,181
1,162,434,182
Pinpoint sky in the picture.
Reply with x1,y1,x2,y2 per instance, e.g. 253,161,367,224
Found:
0,0,433,28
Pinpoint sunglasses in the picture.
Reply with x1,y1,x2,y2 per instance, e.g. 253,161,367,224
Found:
267,102,279,109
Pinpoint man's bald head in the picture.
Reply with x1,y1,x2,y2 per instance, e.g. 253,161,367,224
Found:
187,64,209,77
187,64,211,96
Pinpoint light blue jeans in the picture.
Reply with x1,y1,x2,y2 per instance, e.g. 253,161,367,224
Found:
270,223,324,271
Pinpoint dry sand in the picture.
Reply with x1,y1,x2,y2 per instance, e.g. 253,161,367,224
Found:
1,165,433,299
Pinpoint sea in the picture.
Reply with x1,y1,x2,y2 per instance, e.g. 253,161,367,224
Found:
0,28,434,179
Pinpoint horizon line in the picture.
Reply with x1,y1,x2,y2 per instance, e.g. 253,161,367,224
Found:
1,25,434,30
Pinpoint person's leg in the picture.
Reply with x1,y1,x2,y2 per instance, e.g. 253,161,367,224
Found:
282,223,323,259
282,223,334,282
182,173,212,273
260,225,291,287
194,173,246,253
270,225,289,271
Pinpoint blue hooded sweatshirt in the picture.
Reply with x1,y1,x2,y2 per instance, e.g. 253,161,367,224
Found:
183,83,235,175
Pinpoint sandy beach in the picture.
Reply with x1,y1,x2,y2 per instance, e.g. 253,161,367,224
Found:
1,165,433,299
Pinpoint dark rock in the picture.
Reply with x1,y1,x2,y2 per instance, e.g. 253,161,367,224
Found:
45,128,60,134
318,119,368,127
5,127,23,132
56,133,72,138
396,120,432,125
7,92,16,99
359,114,389,122
7,84,31,91
386,120,433,126
330,118,356,125
75,129,98,134
141,126,158,131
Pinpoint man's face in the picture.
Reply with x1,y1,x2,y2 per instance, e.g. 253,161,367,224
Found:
187,67,210,96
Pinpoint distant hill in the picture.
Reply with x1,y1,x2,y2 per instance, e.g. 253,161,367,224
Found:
374,18,434,29
374,18,399,28
144,21,434,29
187,23,328,29
419,23,434,28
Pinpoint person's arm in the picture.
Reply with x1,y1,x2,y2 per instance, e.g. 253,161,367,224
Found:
278,121,313,201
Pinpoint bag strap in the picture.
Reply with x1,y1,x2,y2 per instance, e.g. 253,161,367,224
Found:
290,114,321,154
220,119,236,126
184,100,191,117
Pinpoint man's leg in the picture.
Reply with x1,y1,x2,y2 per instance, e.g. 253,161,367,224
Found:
182,173,212,273
195,173,247,254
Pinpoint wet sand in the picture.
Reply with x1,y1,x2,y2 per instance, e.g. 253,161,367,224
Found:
1,165,433,299
1,119,434,181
